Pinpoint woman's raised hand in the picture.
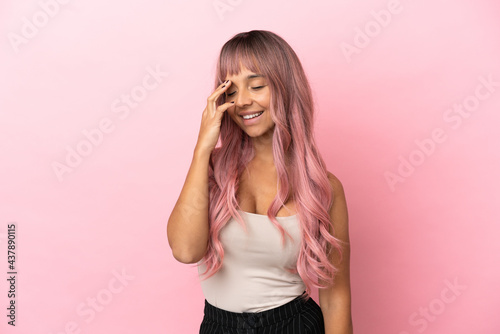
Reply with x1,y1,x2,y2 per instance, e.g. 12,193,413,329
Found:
195,80,234,155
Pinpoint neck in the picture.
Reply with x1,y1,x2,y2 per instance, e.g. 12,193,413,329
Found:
251,130,274,164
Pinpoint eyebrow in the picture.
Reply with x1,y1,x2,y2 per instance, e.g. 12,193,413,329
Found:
247,74,264,79
224,74,265,91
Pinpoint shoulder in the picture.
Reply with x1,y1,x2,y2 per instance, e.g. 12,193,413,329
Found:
325,171,349,231
326,171,345,199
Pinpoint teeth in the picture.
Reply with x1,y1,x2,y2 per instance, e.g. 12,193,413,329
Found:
242,111,263,120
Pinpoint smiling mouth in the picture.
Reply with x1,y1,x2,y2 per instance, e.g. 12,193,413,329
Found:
241,111,264,120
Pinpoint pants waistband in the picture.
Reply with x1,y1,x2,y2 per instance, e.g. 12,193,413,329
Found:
203,291,314,328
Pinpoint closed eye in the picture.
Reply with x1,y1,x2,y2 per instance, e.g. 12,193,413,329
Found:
226,86,265,97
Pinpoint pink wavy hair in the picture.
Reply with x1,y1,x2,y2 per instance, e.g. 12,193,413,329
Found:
196,30,345,300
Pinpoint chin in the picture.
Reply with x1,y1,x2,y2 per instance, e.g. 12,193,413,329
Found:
246,126,275,137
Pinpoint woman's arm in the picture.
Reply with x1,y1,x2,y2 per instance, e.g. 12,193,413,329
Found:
319,172,353,334
167,79,234,264
166,147,211,264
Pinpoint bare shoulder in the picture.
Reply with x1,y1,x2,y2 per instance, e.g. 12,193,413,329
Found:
326,171,346,198
325,170,349,236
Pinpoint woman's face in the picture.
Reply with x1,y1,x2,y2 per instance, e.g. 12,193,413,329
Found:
224,66,275,138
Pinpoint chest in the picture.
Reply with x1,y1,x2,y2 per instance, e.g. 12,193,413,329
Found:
237,165,296,217
220,214,301,269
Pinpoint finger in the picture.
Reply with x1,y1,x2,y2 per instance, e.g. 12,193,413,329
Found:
208,80,231,101
215,101,235,115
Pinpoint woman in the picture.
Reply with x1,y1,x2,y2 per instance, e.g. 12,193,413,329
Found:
167,30,353,333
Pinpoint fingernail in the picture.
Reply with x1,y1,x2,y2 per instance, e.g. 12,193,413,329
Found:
231,101,235,104
222,85,226,88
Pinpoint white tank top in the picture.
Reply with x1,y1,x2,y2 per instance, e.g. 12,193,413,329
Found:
197,209,306,313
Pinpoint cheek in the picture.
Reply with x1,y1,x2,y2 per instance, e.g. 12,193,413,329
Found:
228,110,240,123
229,108,238,119
257,96,270,109
260,92,271,109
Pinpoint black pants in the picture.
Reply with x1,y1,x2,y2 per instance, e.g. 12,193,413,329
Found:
199,292,325,333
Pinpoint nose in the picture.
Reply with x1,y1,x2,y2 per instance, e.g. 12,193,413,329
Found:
234,87,253,108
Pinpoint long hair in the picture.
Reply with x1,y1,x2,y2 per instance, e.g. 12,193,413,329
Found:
197,30,345,300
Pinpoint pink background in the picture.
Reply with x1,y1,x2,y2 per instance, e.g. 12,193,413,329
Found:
1,0,499,333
